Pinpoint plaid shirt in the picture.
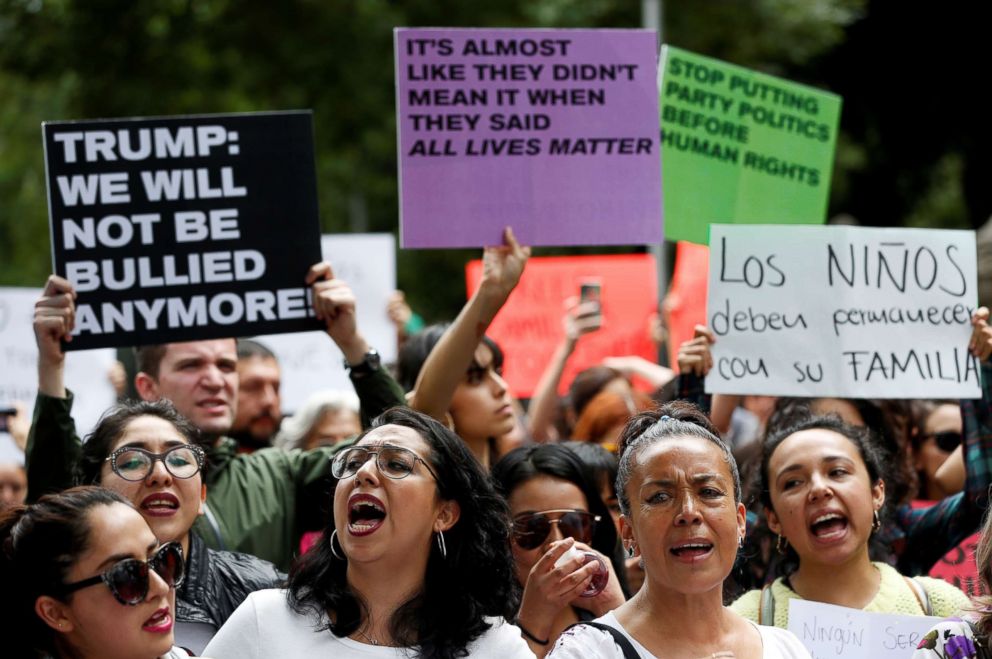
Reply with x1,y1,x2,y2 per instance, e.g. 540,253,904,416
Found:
676,365,992,576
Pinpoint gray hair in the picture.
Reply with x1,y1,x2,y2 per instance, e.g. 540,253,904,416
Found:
615,402,741,516
275,389,360,450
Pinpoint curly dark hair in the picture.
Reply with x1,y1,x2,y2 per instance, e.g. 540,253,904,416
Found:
0,486,131,658
615,400,741,516
287,407,518,659
758,414,888,576
395,323,503,394
79,399,205,485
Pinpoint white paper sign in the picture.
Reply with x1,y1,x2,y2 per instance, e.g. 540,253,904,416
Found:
0,287,117,436
253,233,397,413
788,599,942,659
706,225,980,398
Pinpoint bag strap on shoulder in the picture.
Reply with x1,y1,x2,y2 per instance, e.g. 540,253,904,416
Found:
564,621,640,659
759,584,775,626
904,576,933,616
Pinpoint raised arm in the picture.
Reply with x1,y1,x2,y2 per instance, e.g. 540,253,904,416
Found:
894,307,992,574
26,275,83,502
675,324,714,415
307,262,405,427
411,228,530,422
527,298,601,442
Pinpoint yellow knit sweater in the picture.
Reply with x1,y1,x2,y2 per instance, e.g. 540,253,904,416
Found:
730,562,972,628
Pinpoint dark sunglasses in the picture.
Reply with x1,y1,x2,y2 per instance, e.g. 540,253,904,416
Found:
331,445,440,482
930,431,963,453
106,445,204,482
60,542,185,605
512,509,600,550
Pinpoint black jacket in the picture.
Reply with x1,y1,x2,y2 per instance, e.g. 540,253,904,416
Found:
176,532,285,628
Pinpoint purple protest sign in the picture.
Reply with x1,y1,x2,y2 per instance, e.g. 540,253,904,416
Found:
395,28,662,248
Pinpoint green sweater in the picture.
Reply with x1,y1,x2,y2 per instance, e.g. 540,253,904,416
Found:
731,561,972,628
26,366,405,571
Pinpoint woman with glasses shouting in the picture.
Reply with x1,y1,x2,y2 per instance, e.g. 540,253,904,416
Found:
0,486,192,658
71,400,283,653
492,444,628,656
203,407,531,658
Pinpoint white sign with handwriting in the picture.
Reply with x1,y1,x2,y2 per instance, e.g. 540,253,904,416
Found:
788,599,942,659
706,225,980,398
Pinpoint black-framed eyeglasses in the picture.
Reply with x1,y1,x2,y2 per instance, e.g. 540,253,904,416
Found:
105,445,204,482
512,509,601,550
331,444,440,482
60,542,185,606
928,431,963,453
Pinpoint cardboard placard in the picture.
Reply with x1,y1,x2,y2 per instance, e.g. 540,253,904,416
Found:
0,287,117,436
706,225,979,398
788,599,942,659
43,111,323,350
248,233,397,413
396,28,662,248
665,241,710,369
660,47,841,245
466,254,658,398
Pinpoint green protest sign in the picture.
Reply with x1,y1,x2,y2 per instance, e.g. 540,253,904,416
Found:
660,46,842,244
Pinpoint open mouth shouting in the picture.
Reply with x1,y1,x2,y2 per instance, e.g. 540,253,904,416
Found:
142,607,173,634
348,493,387,537
808,510,849,543
669,538,714,563
140,492,180,518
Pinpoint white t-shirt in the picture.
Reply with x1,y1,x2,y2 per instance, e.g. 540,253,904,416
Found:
203,589,534,659
548,611,811,659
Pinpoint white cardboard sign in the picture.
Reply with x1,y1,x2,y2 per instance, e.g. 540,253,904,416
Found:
788,599,943,659
252,233,397,413
0,287,117,436
706,225,980,398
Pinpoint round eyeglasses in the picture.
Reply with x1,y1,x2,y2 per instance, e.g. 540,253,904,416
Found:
331,444,439,482
60,542,185,606
105,445,205,482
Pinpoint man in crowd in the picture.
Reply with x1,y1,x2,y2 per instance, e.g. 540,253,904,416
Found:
230,338,282,452
26,263,406,570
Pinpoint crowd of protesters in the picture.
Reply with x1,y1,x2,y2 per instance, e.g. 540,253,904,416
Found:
3,227,992,659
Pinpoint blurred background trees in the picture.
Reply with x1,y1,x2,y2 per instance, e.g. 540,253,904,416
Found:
1,0,987,319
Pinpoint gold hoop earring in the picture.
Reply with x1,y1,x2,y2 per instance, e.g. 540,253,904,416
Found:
775,534,788,554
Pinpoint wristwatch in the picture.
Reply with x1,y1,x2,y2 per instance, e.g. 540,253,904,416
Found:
345,348,381,378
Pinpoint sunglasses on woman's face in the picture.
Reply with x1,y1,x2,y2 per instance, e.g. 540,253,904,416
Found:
929,431,963,453
60,542,185,606
511,509,600,550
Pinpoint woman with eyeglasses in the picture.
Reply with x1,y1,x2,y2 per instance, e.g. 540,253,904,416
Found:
550,402,810,659
492,443,628,656
74,400,283,653
0,486,190,658
203,407,531,658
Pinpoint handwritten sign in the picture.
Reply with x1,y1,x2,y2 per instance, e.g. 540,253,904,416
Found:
249,234,397,413
395,28,662,248
43,111,323,350
706,225,979,399
788,599,942,659
0,287,116,435
466,254,658,398
660,47,841,245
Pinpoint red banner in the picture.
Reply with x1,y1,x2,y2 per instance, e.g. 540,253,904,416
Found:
466,254,658,399
664,241,710,369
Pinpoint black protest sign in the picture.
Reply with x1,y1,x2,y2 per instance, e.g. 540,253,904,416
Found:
43,111,322,350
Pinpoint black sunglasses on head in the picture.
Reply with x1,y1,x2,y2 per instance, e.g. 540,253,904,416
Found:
60,542,185,606
511,509,600,550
